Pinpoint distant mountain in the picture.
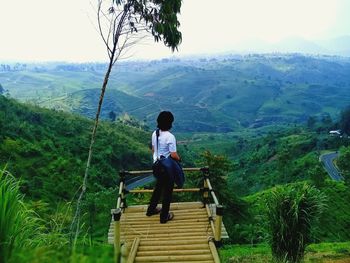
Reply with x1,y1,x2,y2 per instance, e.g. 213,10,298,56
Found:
227,36,350,57
1,54,350,132
319,35,350,56
273,37,330,54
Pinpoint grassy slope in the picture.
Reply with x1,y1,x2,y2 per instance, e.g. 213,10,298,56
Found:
220,242,350,263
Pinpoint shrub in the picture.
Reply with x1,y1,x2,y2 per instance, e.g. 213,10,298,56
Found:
266,183,326,262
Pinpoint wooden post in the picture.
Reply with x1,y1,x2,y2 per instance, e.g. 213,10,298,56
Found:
202,167,209,204
208,240,221,263
112,208,122,263
119,170,127,208
214,205,223,246
127,237,140,263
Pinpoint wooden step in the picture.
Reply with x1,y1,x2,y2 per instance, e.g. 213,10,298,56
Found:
135,254,214,262
109,235,210,244
137,249,211,256
138,244,210,251
124,202,203,213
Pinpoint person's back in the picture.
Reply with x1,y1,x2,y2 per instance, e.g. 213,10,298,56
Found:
152,130,176,162
147,111,180,223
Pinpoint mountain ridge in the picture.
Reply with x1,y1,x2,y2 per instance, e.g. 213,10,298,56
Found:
1,53,350,132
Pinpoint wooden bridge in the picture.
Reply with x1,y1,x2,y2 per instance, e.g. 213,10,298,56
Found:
108,167,228,263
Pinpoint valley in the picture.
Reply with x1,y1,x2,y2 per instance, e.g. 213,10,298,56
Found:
1,54,350,132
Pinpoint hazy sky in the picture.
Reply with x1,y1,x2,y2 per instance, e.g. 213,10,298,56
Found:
0,0,349,62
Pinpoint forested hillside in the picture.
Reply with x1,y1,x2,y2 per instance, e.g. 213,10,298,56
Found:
1,54,350,132
1,94,350,262
0,95,151,203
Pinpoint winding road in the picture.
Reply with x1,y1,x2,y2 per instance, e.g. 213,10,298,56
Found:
125,174,154,190
320,152,343,181
126,151,345,188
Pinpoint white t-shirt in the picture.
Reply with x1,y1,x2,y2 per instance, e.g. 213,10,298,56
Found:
152,130,177,163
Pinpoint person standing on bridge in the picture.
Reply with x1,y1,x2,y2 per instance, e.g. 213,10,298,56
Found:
146,111,181,223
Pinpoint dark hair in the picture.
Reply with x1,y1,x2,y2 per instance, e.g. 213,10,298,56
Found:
157,111,174,131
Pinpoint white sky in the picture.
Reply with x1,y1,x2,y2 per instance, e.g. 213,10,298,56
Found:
0,0,349,62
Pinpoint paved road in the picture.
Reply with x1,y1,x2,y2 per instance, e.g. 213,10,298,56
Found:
125,174,154,190
320,152,343,181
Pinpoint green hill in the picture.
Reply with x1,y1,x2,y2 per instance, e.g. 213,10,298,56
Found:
0,95,151,203
1,54,350,132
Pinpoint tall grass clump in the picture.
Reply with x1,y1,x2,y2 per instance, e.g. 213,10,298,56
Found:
266,183,326,263
0,168,40,263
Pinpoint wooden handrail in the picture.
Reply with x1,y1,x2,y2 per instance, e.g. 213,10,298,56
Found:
205,179,219,206
129,188,201,193
123,167,205,176
116,181,124,209
210,191,220,206
205,204,216,235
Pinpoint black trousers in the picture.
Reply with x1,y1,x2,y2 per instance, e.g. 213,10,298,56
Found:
148,172,174,220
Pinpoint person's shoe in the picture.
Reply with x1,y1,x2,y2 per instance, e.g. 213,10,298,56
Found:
146,207,161,217
160,212,174,224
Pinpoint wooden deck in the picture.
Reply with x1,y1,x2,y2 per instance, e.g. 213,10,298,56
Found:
108,201,228,262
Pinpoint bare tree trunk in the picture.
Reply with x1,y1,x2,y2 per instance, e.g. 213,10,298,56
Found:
70,57,115,246
69,3,131,246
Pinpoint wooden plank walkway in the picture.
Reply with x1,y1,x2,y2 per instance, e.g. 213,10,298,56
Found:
108,202,228,262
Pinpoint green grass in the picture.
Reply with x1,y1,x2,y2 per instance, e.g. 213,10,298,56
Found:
0,168,42,263
220,242,350,263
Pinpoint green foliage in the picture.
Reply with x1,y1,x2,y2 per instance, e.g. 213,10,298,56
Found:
339,106,350,135
0,171,113,263
307,165,327,188
199,151,247,242
307,116,316,129
0,96,151,240
114,0,182,50
337,146,350,185
338,146,350,183
266,183,326,263
220,242,350,263
0,96,150,200
317,180,350,241
0,168,41,263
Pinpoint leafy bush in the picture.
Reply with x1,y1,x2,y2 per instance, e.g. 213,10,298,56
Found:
266,183,326,262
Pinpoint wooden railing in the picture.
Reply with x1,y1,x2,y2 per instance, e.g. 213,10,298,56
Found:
111,167,224,263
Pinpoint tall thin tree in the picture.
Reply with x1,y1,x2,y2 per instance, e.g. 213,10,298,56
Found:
70,0,182,245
